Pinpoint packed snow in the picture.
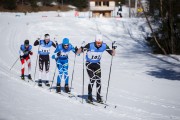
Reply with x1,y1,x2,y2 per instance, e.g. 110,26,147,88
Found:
0,7,180,120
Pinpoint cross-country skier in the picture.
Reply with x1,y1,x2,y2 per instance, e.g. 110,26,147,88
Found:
117,2,122,18
19,40,33,80
34,34,56,86
52,38,78,93
76,34,116,103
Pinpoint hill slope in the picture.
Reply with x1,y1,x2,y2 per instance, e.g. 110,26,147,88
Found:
0,11,180,120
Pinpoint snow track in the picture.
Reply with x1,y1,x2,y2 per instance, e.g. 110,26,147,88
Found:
0,12,180,120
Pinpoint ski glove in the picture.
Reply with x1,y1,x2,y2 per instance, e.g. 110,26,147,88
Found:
81,41,86,51
112,45,117,49
81,46,85,51
20,56,24,60
29,51,33,55
57,52,61,57
75,46,78,53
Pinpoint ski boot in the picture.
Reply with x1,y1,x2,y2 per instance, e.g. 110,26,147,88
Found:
87,94,93,103
64,84,70,93
45,80,50,87
87,95,93,103
28,74,32,80
56,83,61,93
38,79,42,87
97,95,103,103
21,74,25,80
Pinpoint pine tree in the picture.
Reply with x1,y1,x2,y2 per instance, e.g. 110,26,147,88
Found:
2,0,17,10
69,0,88,10
29,0,38,9
146,0,180,54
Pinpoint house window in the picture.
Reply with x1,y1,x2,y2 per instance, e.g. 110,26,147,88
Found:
95,1,101,6
103,1,109,6
107,1,109,6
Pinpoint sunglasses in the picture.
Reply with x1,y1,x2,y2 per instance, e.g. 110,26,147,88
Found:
96,41,102,45
63,44,69,46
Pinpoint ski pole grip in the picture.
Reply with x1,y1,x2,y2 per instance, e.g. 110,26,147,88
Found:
55,41,58,46
112,41,116,49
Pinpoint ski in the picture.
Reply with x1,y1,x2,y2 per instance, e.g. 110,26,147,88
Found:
34,80,52,87
56,92,64,96
92,101,117,109
49,86,73,97
68,92,77,99
38,84,42,87
86,101,98,106
20,75,33,81
103,103,117,109
83,98,117,109
76,95,99,106
20,76,34,83
28,79,34,82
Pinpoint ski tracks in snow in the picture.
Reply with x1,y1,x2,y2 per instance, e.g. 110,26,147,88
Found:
1,13,180,120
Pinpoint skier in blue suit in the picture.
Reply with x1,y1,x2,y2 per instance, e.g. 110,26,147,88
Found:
52,38,78,93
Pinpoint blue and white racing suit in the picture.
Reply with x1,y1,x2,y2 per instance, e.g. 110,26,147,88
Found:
52,44,76,85
34,39,56,81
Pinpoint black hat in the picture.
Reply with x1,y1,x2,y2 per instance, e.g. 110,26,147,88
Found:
44,34,50,37
24,40,29,46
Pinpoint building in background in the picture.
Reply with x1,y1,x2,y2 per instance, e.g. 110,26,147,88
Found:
89,0,115,17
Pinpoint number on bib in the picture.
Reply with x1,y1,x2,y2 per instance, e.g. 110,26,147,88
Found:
91,55,101,60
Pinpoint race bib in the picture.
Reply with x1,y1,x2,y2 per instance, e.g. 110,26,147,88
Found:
60,51,69,57
39,46,50,53
87,52,102,60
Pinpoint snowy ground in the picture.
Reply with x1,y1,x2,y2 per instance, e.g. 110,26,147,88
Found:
0,9,180,120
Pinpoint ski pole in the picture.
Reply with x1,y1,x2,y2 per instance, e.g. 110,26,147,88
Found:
82,47,85,103
50,66,57,92
104,56,113,104
81,41,86,103
50,40,58,92
34,38,40,85
70,54,77,93
10,57,20,70
104,41,116,105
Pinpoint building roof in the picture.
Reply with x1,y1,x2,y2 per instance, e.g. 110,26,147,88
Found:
89,0,115,1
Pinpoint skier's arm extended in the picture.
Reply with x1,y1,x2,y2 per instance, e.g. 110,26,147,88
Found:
34,40,39,46
71,45,78,54
106,44,115,56
52,46,60,59
76,43,89,54
52,41,56,48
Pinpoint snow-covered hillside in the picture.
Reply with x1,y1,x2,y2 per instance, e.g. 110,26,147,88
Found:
0,9,180,120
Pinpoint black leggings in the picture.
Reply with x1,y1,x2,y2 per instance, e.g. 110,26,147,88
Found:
86,62,101,97
39,55,50,72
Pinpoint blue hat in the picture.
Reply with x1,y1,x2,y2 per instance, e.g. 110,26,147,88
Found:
62,38,69,45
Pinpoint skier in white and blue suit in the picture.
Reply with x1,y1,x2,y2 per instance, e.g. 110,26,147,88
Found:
77,34,116,103
34,34,56,87
52,38,78,93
